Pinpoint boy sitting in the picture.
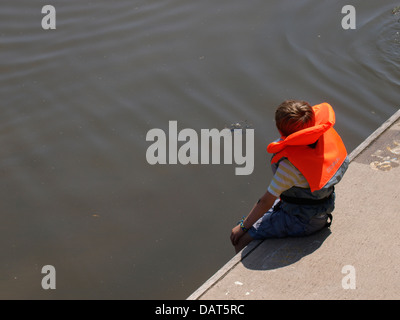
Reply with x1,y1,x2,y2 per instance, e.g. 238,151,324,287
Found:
231,100,349,253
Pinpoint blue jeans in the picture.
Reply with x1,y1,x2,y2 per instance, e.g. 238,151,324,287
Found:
248,200,329,239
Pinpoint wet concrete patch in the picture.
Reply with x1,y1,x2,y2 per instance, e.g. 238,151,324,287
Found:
354,120,400,171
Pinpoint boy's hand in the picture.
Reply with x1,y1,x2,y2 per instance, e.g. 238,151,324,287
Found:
230,225,245,246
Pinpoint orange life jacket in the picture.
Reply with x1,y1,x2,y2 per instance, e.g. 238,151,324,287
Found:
267,102,347,192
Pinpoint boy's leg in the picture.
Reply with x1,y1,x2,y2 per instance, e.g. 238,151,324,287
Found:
235,232,254,254
234,199,282,253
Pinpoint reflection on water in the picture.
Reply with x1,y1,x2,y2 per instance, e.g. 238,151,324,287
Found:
0,0,399,299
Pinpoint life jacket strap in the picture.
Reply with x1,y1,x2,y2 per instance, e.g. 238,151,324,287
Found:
280,191,334,205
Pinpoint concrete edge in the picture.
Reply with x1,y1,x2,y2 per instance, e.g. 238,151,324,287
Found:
186,108,400,300
187,240,262,300
348,108,400,162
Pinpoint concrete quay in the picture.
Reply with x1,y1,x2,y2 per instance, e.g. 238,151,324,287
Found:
188,109,400,300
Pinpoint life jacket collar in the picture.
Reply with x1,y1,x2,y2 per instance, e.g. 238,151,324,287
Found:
267,102,347,193
267,103,336,154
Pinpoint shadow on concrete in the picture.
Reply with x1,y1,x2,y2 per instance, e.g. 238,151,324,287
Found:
241,227,331,271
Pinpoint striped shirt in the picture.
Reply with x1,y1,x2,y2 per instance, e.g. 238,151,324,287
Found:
267,158,309,197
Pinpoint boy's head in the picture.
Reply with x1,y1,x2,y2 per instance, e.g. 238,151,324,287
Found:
275,100,315,137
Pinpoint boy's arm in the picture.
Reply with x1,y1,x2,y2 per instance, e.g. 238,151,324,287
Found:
230,191,277,246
